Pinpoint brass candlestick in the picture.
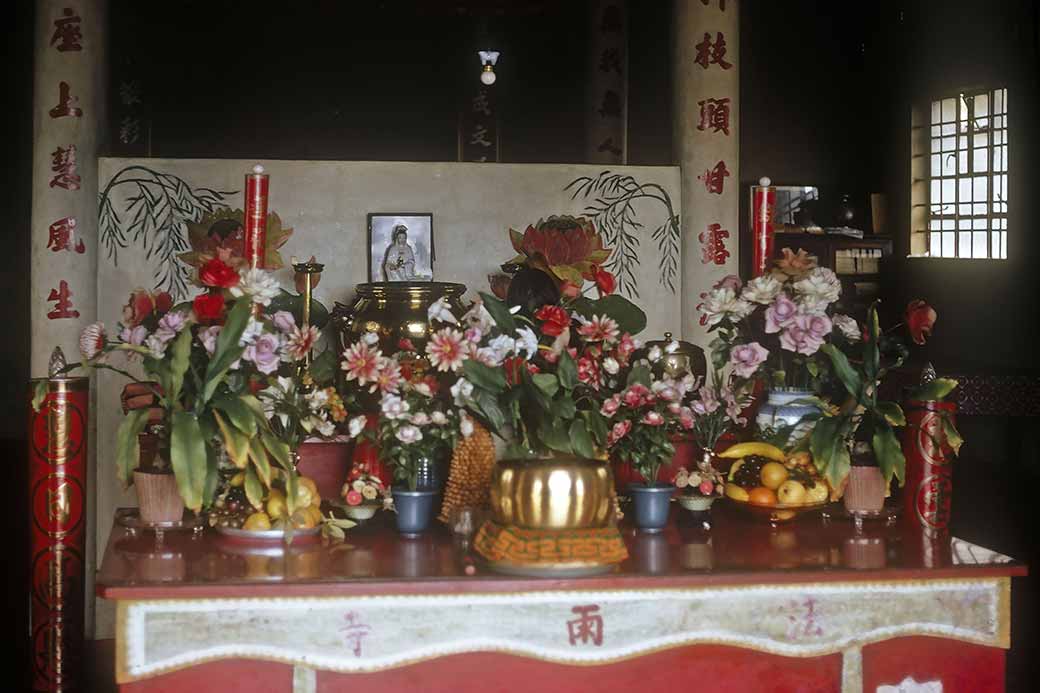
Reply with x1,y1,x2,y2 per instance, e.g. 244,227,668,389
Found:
291,256,324,368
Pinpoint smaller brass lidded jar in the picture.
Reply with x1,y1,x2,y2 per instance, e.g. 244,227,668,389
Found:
331,281,468,354
642,331,707,381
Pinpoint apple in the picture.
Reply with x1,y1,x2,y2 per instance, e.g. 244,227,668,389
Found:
776,480,807,505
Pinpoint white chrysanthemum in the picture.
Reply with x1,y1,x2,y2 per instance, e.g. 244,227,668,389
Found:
348,415,368,439
699,287,754,327
380,394,410,420
395,424,423,444
79,322,106,360
229,268,281,306
742,274,783,304
515,326,539,360
450,377,474,406
833,314,861,342
794,267,841,306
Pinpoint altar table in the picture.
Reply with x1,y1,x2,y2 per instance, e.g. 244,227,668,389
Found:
96,505,1026,692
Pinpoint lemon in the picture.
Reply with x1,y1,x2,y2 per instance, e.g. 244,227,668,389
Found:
291,508,318,529
229,471,246,487
760,462,789,490
777,480,807,505
266,489,288,519
725,483,749,502
297,477,320,508
242,511,272,531
806,482,829,503
305,505,324,526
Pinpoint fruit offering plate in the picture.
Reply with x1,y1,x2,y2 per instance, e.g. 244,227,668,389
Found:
723,496,830,523
215,524,322,544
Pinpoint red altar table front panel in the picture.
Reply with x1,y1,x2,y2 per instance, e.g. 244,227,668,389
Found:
97,505,1025,693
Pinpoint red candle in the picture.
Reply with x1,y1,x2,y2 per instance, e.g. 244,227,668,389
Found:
244,164,269,269
751,177,776,277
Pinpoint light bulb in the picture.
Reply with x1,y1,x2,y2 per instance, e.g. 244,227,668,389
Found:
480,66,496,85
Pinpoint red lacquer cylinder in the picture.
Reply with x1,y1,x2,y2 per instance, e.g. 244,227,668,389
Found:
902,399,957,534
244,165,269,269
28,377,89,692
751,181,776,277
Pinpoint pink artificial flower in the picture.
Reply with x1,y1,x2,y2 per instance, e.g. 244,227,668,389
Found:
198,325,221,355
285,325,320,361
641,411,665,426
713,274,743,292
765,294,798,333
622,383,650,408
616,333,637,362
426,328,467,372
906,299,937,345
373,357,403,394
464,326,483,344
690,386,721,416
607,419,632,446
600,395,621,417
345,489,363,506
729,342,769,378
577,315,620,344
272,311,296,334
800,313,833,340
679,406,695,430
699,480,715,495
341,340,383,385
779,322,824,356
723,388,748,425
398,338,416,352
577,356,601,389
120,325,148,347
243,333,282,375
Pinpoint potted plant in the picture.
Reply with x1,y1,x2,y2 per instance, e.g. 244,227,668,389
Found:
338,470,391,521
66,260,311,524
698,250,847,444
341,333,462,534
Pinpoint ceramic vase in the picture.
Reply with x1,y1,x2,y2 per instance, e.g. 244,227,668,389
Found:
133,470,183,524
755,388,818,445
843,465,886,514
392,489,438,535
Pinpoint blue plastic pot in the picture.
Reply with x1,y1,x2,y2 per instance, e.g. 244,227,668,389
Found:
392,489,438,535
628,483,674,532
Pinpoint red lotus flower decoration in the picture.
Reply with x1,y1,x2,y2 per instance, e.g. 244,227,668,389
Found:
905,299,937,345
507,215,612,286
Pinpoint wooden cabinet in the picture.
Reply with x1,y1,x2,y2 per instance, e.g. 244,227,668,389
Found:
772,233,894,314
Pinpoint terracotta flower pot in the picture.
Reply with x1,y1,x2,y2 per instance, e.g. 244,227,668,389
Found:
133,470,184,524
296,438,355,501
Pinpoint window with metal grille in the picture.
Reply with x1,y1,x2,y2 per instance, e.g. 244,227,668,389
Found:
912,88,1008,259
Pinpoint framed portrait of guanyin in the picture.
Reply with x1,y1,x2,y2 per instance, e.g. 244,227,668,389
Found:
367,213,434,283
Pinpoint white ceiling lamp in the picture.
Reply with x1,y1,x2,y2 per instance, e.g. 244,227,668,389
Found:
478,50,500,85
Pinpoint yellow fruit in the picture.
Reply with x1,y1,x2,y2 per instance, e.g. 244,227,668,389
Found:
760,462,789,490
266,489,288,519
727,459,745,482
787,451,813,468
229,471,246,487
719,442,786,462
304,505,323,526
748,486,779,506
297,477,320,508
725,483,749,502
777,480,807,505
806,482,829,503
774,509,796,521
242,511,272,531
291,508,318,529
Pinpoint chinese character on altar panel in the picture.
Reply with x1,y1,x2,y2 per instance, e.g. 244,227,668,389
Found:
50,8,82,52
49,82,82,119
694,32,732,70
785,597,824,640
597,90,622,118
472,90,491,116
598,48,623,74
339,611,371,658
47,281,80,320
566,604,604,646
701,0,727,10
47,217,85,254
698,160,730,194
699,223,730,265
697,97,731,135
49,146,81,191
469,125,492,148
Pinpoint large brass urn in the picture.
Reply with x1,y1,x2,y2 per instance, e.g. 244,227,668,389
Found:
331,282,467,353
490,456,615,530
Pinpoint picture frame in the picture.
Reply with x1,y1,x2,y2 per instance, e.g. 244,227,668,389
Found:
367,213,435,283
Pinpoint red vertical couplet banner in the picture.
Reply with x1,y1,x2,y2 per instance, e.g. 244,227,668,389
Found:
750,181,775,277
244,165,269,269
28,377,89,692
902,400,956,534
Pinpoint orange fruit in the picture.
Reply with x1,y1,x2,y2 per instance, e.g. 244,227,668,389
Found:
760,462,789,490
242,511,272,531
747,486,778,506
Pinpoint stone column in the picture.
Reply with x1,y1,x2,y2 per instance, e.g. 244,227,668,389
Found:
30,0,107,374
585,0,627,164
673,0,738,347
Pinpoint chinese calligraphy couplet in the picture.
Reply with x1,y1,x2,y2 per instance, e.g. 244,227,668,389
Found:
586,1,627,164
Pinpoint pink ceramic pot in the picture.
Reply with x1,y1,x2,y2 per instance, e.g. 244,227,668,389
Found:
133,470,183,524
296,438,355,502
843,466,886,514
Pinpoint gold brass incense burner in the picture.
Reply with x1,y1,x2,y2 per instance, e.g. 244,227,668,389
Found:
331,281,468,354
490,456,616,530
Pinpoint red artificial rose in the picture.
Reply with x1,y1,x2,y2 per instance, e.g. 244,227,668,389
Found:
421,375,440,395
154,291,173,315
199,257,240,289
122,289,158,327
592,265,616,297
534,304,570,337
905,299,937,345
193,291,226,323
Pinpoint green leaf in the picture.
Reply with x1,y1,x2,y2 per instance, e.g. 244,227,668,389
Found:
557,350,578,390
212,410,250,468
583,410,608,447
212,395,258,436
248,436,273,486
261,430,292,470
115,409,150,488
31,381,49,412
943,416,964,456
540,420,573,454
569,419,596,459
908,377,959,402
571,296,647,336
532,373,559,398
267,288,330,330
238,393,267,420
473,389,506,432
244,464,264,510
285,469,299,515
810,415,851,488
308,349,338,386
203,441,220,507
201,298,251,404
167,327,193,407
626,362,652,388
872,423,906,485
874,401,907,427
551,396,576,420
462,359,508,393
820,344,863,400
170,411,207,511
478,291,517,333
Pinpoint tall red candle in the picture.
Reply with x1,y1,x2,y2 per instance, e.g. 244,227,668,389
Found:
902,399,957,534
28,376,89,692
751,176,776,277
244,164,269,269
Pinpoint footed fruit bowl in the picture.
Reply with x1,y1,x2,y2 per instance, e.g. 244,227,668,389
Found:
723,495,829,523
718,442,831,524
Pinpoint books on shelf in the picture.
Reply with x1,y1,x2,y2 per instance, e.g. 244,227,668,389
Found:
835,248,882,275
